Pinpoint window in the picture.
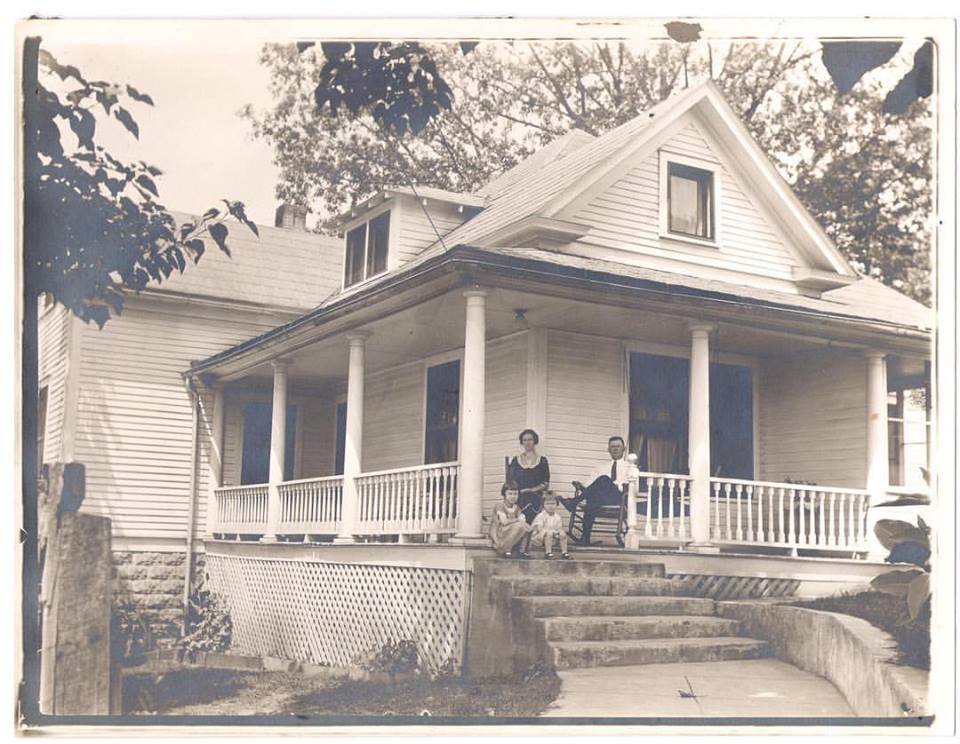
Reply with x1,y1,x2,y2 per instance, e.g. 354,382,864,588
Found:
333,401,347,476
240,401,297,485
888,387,930,489
37,386,48,478
666,161,715,241
424,360,460,464
344,210,390,288
628,352,753,478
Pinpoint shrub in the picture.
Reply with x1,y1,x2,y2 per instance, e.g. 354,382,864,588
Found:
176,573,232,661
870,515,931,622
364,639,420,677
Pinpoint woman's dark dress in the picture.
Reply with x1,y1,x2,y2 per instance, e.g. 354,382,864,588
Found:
509,455,550,524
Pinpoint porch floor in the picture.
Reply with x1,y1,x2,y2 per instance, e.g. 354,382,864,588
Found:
542,658,855,718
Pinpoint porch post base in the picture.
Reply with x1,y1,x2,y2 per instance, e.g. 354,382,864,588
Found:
624,531,641,551
333,534,357,544
685,541,720,554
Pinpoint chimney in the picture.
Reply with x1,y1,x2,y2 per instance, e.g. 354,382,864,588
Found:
275,204,308,231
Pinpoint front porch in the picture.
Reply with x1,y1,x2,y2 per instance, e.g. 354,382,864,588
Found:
194,268,929,561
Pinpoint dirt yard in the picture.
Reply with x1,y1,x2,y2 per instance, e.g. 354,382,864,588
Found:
122,662,561,718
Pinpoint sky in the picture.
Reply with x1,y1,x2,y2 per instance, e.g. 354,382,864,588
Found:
33,18,936,230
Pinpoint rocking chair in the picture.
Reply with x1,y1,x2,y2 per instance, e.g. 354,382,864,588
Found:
566,481,629,547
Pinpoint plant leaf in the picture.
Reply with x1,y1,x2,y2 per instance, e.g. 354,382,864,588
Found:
126,84,155,106
874,519,929,551
114,107,140,139
208,222,230,256
870,567,925,597
906,572,930,620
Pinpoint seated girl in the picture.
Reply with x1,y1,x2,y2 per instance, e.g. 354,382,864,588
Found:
489,481,533,559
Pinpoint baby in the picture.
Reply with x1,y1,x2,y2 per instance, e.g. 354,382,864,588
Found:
530,493,571,559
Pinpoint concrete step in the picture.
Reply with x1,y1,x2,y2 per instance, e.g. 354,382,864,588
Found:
549,637,774,669
515,595,717,618
484,558,666,578
493,575,678,597
541,614,743,642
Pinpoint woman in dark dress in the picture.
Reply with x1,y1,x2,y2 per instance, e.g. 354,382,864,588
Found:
509,428,550,525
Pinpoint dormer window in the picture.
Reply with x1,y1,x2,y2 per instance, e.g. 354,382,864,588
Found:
668,163,714,239
659,154,719,246
344,210,390,288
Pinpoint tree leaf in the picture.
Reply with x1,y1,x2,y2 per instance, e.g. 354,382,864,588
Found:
202,208,220,221
821,41,902,94
125,84,155,106
874,519,929,551
69,109,96,150
114,107,140,139
883,41,934,115
135,174,158,196
906,572,930,620
208,222,230,255
870,568,925,597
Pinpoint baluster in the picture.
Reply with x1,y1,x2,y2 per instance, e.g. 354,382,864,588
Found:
787,487,796,547
755,485,765,542
643,477,652,538
664,478,673,539
745,484,753,542
725,482,734,541
733,483,742,542
798,488,806,546
845,492,855,549
827,491,836,546
775,487,784,544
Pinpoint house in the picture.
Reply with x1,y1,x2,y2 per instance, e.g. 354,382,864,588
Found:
36,206,344,637
38,80,933,672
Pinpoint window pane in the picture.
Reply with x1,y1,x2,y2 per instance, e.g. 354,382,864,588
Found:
425,360,460,464
668,163,713,239
344,224,367,287
240,402,297,484
366,211,390,277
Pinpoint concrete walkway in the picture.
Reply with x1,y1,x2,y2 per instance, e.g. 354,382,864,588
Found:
542,658,856,718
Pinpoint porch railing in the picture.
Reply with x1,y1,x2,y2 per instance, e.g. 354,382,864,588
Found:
633,472,693,541
278,475,343,535
213,483,269,535
709,477,871,552
355,461,460,536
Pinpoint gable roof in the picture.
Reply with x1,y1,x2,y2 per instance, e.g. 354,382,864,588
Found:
476,128,595,197
429,80,856,278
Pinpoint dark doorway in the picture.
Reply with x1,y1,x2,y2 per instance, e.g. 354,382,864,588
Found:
424,359,461,464
240,401,297,485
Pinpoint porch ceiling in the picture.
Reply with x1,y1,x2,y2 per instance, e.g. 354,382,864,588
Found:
230,285,869,389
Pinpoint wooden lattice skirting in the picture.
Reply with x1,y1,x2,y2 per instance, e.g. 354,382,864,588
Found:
669,573,801,600
204,555,467,674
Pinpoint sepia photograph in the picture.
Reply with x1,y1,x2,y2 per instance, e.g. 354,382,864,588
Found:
14,14,957,733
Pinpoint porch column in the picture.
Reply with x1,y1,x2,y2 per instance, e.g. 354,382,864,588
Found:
205,381,225,537
337,331,370,543
687,323,717,551
454,289,487,543
263,359,290,542
865,351,889,500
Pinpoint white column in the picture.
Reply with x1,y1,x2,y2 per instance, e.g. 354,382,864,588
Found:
687,323,717,551
454,289,487,542
865,351,889,498
336,331,370,543
263,359,289,542
624,453,641,550
205,381,225,537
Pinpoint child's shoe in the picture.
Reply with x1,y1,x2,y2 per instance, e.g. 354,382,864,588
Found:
518,551,531,560
545,552,555,560
560,552,572,560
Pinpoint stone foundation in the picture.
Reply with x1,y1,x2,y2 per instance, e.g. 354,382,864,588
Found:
111,550,204,644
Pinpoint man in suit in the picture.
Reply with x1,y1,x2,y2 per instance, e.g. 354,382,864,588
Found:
560,436,630,545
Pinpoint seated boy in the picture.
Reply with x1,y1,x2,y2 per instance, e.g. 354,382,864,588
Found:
530,494,571,559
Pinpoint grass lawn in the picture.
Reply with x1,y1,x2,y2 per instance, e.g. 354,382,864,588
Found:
122,662,561,718
790,590,930,670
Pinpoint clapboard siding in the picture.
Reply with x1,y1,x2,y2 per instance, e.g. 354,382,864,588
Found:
482,334,529,515
362,362,425,472
757,351,868,488
37,303,72,466
573,120,801,283
396,197,466,265
159,217,342,310
545,331,626,500
73,296,300,540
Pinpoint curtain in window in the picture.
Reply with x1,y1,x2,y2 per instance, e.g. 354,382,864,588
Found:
669,173,704,236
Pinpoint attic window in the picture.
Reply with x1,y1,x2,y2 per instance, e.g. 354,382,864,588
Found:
667,162,714,240
344,210,390,288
